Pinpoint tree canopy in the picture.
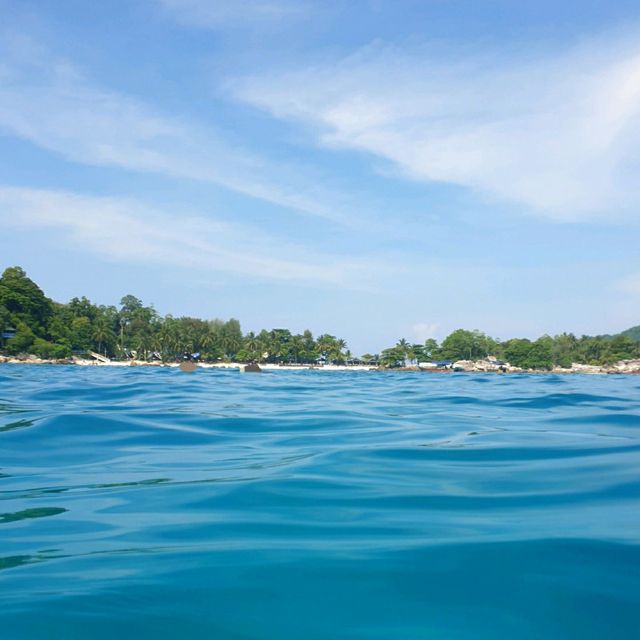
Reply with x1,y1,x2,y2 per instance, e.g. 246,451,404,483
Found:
1,266,638,368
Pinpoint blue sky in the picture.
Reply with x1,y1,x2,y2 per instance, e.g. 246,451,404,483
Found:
1,0,639,354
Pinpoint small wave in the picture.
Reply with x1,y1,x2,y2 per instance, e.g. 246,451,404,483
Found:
0,367,639,638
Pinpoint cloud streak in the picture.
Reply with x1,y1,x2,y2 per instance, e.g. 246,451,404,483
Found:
0,186,379,287
232,32,640,221
157,0,312,29
0,34,356,225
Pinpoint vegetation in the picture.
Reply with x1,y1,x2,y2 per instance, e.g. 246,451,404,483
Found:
1,266,639,368
0,267,350,364
620,325,640,342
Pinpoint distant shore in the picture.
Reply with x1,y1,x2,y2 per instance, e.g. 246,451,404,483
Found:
2,355,640,374
0,355,376,372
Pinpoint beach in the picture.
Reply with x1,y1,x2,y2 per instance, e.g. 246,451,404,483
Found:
2,354,639,374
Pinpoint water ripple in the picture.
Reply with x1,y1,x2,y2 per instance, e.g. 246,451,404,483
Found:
1,364,639,639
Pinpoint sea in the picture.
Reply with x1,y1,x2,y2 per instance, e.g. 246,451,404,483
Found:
1,365,639,639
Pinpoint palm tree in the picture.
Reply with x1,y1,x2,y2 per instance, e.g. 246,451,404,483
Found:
200,328,219,361
135,331,154,361
316,334,336,359
396,338,414,364
335,338,348,362
290,334,305,364
244,331,260,361
396,338,409,353
92,317,115,356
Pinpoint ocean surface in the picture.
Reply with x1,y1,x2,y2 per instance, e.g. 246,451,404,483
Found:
1,365,639,639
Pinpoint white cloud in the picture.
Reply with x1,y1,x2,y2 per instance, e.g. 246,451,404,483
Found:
0,35,355,224
231,32,640,221
157,0,312,28
0,186,378,287
411,322,439,343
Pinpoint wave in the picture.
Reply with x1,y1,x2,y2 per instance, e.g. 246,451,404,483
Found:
1,367,639,638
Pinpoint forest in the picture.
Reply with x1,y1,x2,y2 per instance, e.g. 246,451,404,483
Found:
1,266,639,369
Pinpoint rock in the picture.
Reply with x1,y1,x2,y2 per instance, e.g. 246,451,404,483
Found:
611,359,640,374
570,363,605,374
242,363,262,373
179,361,198,372
452,360,476,372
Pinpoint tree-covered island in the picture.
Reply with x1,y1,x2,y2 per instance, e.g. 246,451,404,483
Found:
1,266,639,370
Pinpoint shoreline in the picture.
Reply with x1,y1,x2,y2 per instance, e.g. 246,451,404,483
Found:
1,355,639,375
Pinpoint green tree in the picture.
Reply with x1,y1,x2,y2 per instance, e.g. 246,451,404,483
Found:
380,346,405,368
423,338,439,360
70,316,93,353
503,338,533,368
552,332,578,368
93,316,116,356
503,337,553,370
440,329,494,361
608,335,638,362
395,338,411,362
5,321,36,355
221,319,243,359
0,266,52,335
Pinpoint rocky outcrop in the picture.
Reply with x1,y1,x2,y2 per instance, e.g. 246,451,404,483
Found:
562,363,603,374
450,357,640,374
452,359,522,373
452,360,475,372
609,359,640,374
1,353,639,373
553,360,640,374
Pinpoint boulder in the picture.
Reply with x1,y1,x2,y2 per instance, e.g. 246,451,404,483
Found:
570,363,605,374
452,360,476,372
611,359,640,374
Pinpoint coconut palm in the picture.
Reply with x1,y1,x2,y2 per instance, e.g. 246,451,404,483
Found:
92,317,115,356
244,331,260,361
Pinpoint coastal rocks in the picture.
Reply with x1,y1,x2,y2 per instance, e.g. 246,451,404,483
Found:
568,363,606,374
610,359,640,374
451,359,520,373
452,360,476,372
552,361,640,374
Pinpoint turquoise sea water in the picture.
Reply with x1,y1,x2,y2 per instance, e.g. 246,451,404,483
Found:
1,365,639,639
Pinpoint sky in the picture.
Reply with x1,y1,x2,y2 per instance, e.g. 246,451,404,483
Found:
1,0,639,354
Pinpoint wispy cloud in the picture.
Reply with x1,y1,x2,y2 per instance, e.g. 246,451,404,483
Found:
231,31,640,221
411,322,439,343
0,34,356,224
156,0,313,29
0,186,379,287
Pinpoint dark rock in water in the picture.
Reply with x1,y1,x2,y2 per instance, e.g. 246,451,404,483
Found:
243,363,262,373
179,361,198,372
